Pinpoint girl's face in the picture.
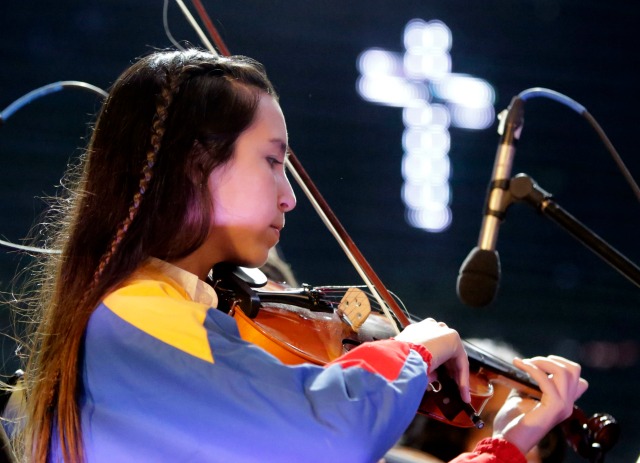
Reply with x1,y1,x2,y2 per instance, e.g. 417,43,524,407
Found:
199,93,296,272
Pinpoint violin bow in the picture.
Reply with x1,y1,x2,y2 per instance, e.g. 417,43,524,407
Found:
174,0,410,332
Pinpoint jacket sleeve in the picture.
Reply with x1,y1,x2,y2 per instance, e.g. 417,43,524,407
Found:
449,438,526,463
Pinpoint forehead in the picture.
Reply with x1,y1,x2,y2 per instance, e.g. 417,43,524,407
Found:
255,93,286,123
247,93,288,142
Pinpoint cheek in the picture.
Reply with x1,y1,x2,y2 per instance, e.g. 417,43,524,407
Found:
207,164,276,227
208,178,253,226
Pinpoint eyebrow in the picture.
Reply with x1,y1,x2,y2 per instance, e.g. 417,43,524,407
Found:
269,139,289,157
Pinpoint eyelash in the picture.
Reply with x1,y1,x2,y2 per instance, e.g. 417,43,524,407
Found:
267,156,283,166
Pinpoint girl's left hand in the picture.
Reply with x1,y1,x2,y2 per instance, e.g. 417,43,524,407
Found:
492,355,589,455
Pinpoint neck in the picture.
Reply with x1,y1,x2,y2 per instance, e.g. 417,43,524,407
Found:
168,254,213,281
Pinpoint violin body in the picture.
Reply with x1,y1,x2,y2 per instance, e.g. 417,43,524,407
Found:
233,293,349,365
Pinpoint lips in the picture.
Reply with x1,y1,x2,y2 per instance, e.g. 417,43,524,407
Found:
270,225,282,240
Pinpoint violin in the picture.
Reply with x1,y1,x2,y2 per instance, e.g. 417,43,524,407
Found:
209,264,619,463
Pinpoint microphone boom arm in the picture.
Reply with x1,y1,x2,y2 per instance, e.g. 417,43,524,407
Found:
509,174,640,289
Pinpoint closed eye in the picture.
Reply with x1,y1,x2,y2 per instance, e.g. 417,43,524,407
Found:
267,156,284,167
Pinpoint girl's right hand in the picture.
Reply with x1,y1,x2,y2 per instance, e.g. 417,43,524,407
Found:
395,318,470,403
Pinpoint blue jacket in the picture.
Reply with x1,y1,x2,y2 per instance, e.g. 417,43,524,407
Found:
74,263,430,463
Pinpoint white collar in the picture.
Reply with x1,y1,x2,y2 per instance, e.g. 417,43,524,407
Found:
147,257,219,308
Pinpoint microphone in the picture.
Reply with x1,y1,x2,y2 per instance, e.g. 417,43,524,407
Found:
457,95,525,307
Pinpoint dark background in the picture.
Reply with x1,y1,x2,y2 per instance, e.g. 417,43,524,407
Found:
1,1,638,462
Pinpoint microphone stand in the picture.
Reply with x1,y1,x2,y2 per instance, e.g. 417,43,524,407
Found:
501,173,629,463
507,173,640,289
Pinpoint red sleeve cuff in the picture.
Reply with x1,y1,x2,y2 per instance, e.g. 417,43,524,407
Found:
326,339,431,382
400,341,433,370
472,438,526,463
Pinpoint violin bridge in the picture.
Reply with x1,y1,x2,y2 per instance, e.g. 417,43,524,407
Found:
337,287,371,332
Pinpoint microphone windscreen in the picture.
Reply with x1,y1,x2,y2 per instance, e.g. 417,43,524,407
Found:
456,247,501,308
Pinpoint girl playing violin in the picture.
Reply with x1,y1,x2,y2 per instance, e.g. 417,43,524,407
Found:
16,48,587,463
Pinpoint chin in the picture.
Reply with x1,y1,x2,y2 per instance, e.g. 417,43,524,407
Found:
232,251,270,269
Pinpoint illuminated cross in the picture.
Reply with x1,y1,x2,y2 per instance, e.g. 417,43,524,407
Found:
356,19,495,232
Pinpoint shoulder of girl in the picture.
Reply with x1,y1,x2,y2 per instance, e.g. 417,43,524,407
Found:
101,275,215,363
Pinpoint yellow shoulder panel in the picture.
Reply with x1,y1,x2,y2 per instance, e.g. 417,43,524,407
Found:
103,271,214,363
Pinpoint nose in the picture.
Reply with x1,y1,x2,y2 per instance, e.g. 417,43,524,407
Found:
279,174,297,213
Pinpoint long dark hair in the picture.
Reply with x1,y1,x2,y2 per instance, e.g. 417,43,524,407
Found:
22,48,277,463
